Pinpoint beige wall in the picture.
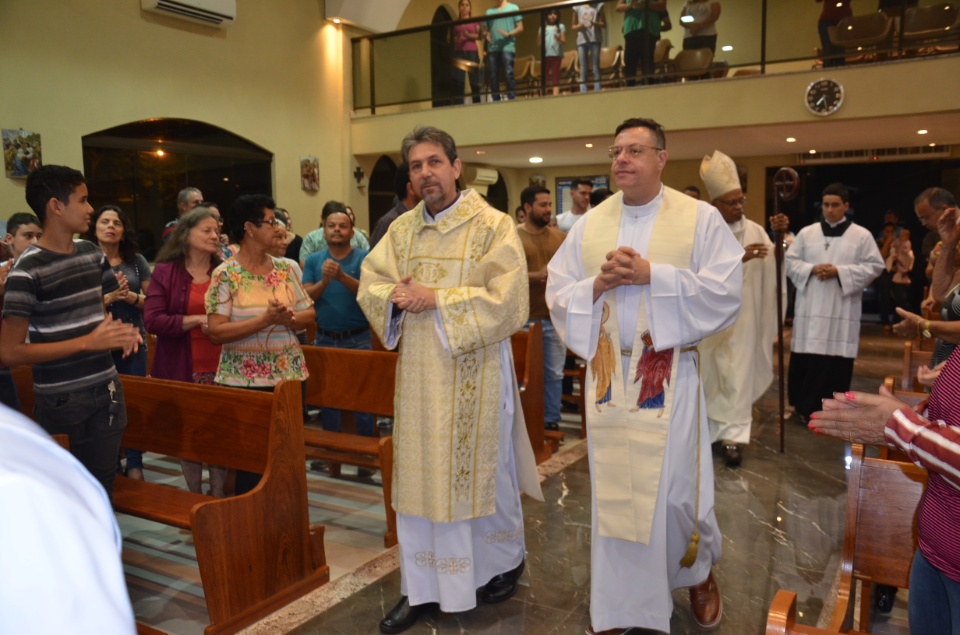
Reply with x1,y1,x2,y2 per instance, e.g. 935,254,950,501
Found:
0,1,361,233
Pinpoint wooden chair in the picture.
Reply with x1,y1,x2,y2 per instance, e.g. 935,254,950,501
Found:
899,339,933,391
559,49,579,89
902,3,960,53
828,12,895,61
115,377,329,635
597,45,623,87
562,351,588,439
669,47,715,82
881,376,925,462
653,38,673,75
301,345,397,548
765,444,926,635
511,322,554,462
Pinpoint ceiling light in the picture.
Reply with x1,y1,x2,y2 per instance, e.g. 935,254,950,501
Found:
585,143,593,148
223,177,230,182
721,45,733,52
332,18,341,24
918,129,928,135
529,156,543,164
786,137,796,143
930,142,937,147
475,150,486,155
156,150,165,157
809,149,817,154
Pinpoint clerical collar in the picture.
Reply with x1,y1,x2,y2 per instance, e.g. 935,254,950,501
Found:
820,217,851,237
622,185,664,218
422,190,463,224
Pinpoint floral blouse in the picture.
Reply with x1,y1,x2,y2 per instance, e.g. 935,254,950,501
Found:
205,256,312,387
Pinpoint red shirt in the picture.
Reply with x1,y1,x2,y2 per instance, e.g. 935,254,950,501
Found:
817,0,853,21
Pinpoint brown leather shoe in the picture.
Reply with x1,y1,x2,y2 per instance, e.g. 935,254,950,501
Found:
689,571,722,630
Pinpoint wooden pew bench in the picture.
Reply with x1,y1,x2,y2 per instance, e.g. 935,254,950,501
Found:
301,345,397,548
511,322,555,462
119,376,328,635
765,444,926,635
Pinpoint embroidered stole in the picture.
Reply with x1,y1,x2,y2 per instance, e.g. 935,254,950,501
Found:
582,188,698,544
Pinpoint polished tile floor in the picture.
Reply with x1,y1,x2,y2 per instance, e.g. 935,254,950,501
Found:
125,325,915,634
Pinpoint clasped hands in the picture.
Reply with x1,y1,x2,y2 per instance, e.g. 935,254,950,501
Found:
391,275,437,314
593,246,650,300
811,263,838,281
264,297,296,327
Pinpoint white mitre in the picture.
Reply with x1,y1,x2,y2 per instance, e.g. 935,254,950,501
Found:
700,150,741,200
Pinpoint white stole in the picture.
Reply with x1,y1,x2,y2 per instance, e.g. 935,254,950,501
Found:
581,188,698,544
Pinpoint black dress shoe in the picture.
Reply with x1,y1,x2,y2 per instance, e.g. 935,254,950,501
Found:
722,444,742,468
480,558,525,604
379,596,436,634
874,584,897,614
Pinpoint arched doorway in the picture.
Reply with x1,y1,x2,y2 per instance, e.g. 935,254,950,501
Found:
82,119,272,260
486,172,509,215
368,155,398,230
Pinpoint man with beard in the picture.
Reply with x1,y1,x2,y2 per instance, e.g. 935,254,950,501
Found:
357,126,543,634
517,185,567,431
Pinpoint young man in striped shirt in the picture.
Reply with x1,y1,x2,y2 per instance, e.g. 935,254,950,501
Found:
0,165,141,497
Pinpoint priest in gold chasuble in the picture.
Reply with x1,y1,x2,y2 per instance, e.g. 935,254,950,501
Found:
358,126,543,632
547,119,743,634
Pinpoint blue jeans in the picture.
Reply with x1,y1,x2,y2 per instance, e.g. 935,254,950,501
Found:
530,319,565,426
578,41,601,92
34,380,126,498
113,345,148,469
0,370,20,411
487,49,516,100
910,547,960,634
314,329,375,437
453,50,481,104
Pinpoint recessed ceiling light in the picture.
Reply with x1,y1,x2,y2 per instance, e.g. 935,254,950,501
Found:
930,142,937,147
721,45,733,52
156,150,165,157
475,150,486,155
529,156,543,164
786,137,796,143
809,149,817,154
585,143,593,148
223,177,230,182
332,18,341,24
918,129,929,135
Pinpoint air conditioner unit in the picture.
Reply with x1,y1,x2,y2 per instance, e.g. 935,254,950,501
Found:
461,166,500,197
141,0,236,28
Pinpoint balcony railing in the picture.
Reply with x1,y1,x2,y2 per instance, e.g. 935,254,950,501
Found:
351,0,958,114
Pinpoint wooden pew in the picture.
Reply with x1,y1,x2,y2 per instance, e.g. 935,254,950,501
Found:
765,444,926,635
300,345,397,548
900,339,933,392
511,321,554,463
118,377,328,635
563,351,588,439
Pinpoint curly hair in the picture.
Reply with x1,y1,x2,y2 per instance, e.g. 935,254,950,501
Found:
84,205,141,262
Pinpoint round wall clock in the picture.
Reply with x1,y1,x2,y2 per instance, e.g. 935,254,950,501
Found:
805,78,844,117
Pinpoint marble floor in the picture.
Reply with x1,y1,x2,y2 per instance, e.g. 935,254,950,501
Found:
125,324,916,635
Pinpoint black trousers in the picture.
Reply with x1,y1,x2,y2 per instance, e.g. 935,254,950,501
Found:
788,352,855,418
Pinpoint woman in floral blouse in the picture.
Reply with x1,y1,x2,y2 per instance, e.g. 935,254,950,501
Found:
206,194,315,494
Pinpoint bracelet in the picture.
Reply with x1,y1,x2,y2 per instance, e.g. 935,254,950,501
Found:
921,320,932,339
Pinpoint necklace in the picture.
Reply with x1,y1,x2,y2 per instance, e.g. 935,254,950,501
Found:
824,238,831,250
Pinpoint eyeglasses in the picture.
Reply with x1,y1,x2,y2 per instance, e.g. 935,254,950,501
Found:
251,218,279,227
716,196,747,207
607,144,663,160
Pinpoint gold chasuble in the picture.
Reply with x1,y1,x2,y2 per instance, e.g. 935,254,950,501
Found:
582,188,698,545
358,189,543,523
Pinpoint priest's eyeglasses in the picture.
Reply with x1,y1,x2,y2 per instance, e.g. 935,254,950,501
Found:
607,144,663,160
716,196,747,207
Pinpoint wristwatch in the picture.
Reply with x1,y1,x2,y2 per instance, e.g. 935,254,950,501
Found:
921,320,932,339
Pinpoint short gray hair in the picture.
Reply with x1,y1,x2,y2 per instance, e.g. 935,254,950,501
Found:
915,187,957,210
177,187,202,208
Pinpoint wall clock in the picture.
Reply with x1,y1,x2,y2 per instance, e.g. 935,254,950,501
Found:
805,78,844,117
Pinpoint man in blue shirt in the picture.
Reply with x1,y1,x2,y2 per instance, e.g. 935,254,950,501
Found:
485,0,524,100
302,206,375,440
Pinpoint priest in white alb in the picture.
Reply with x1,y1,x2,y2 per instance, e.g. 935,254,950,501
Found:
546,118,744,634
357,126,543,635
698,150,788,468
785,182,884,422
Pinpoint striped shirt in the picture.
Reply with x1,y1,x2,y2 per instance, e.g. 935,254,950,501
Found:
2,240,118,394
886,346,960,583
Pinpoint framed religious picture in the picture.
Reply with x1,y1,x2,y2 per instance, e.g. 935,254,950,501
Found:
300,156,319,191
3,129,42,178
529,174,546,188
555,175,609,215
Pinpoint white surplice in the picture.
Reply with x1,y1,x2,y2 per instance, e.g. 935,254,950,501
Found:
785,221,884,359
701,218,783,445
546,186,743,633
